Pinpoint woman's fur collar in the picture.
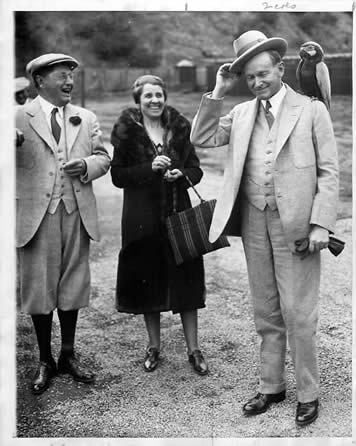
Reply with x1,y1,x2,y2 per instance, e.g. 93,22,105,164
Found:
111,105,192,163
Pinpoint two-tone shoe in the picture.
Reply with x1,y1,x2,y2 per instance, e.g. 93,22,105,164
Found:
144,347,160,372
188,349,208,376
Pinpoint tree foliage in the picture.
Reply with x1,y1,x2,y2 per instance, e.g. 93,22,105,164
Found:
15,11,351,74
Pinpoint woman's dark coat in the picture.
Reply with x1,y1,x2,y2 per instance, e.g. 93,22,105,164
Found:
111,105,206,314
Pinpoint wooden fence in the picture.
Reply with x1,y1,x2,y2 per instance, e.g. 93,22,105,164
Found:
72,54,351,105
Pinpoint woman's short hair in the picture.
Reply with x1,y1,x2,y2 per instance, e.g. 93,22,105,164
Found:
132,75,167,104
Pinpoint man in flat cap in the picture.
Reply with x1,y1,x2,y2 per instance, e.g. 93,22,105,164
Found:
191,31,338,426
14,76,31,106
16,53,111,394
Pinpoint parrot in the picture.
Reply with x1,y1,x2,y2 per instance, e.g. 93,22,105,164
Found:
296,41,331,111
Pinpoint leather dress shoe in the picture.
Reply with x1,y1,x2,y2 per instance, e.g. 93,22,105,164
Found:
144,347,160,372
296,399,319,426
32,359,57,395
188,349,208,375
243,390,286,415
57,354,95,383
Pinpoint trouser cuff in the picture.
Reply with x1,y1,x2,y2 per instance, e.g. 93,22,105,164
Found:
297,389,319,403
259,382,286,394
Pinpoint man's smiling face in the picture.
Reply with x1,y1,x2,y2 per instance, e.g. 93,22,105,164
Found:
37,63,75,107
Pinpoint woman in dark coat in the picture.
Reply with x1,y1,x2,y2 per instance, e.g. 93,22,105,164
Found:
111,75,208,375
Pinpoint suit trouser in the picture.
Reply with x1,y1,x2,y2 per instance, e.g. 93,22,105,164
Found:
17,201,90,315
240,199,320,403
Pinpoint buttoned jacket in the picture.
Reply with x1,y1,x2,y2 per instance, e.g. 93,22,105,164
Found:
16,96,111,247
191,85,339,251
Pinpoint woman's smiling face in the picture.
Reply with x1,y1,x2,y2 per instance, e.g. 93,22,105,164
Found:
139,83,166,120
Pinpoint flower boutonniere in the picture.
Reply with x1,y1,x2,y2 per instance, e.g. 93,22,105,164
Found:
69,116,82,126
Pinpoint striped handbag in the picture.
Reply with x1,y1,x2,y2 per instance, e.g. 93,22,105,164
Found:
166,175,230,265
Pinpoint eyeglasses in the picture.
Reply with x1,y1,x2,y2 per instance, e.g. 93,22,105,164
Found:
57,72,75,81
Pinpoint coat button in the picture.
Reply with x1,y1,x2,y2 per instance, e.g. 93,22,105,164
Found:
49,172,54,176
46,193,50,197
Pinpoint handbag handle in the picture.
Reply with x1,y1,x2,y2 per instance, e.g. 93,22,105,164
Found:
172,173,205,214
184,174,205,202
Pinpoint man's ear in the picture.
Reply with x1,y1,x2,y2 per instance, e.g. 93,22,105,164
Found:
278,61,285,76
34,74,43,88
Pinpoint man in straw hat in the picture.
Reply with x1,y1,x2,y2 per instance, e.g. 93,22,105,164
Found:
15,53,110,394
14,76,31,106
191,30,338,426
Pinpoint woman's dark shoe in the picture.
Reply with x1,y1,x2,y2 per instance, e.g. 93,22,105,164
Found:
144,347,160,372
32,359,57,395
188,349,208,375
57,354,95,383
296,399,319,426
243,391,286,415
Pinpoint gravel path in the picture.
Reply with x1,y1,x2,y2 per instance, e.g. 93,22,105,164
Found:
14,166,352,442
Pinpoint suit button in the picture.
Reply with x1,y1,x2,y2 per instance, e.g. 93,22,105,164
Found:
46,193,50,197
76,190,80,193
49,172,54,176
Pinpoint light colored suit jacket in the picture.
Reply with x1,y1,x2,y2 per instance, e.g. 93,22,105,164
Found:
191,85,339,251
16,96,111,247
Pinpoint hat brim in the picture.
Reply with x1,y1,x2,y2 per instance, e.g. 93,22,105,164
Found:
26,55,79,76
47,58,79,70
230,38,287,74
15,78,31,93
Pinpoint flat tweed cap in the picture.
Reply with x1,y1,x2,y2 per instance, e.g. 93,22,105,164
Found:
26,53,79,76
230,30,287,74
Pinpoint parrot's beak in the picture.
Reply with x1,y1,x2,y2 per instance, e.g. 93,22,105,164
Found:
306,49,317,57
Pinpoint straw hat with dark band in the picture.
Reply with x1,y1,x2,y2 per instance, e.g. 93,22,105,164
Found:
230,30,288,74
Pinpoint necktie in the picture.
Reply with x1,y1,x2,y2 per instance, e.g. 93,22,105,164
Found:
51,107,61,144
264,100,274,129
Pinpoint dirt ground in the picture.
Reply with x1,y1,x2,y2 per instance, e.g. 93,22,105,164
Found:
14,159,352,441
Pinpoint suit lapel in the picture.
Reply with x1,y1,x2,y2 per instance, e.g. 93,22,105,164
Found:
232,98,259,192
64,104,82,154
274,86,304,159
28,97,55,152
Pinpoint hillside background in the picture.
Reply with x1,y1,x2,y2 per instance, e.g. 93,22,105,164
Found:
15,11,352,74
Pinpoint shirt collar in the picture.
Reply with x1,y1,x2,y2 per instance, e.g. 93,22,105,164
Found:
38,95,64,119
261,84,286,116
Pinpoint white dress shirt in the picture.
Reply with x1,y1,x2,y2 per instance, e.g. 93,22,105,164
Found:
38,95,64,132
261,84,287,118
